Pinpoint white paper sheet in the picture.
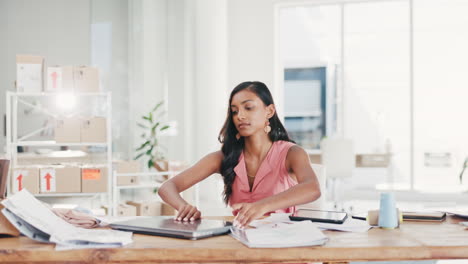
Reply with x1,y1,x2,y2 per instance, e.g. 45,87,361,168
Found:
249,213,371,233
314,218,372,233
230,220,328,248
1,189,132,250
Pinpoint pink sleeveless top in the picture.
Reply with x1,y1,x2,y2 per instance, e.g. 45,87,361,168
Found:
229,140,298,215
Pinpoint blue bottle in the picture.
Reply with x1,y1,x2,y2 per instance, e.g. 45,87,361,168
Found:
378,192,398,229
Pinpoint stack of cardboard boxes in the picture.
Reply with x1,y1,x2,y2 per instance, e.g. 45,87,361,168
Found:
113,160,140,186
113,160,165,217
11,166,108,194
55,117,107,143
13,55,108,195
114,201,165,217
14,55,175,215
16,55,101,94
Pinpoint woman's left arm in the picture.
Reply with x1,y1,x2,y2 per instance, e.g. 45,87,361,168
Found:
232,146,321,227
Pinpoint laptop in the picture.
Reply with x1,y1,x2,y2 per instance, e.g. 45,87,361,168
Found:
110,216,232,240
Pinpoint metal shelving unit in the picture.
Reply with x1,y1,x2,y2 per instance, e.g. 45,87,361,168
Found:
112,171,175,216
5,91,113,213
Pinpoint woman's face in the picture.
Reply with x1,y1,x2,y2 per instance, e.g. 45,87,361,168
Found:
230,90,274,137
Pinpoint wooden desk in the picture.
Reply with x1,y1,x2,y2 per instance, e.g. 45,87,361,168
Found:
1,216,468,263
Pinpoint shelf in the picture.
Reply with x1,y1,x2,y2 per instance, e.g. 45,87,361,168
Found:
9,92,110,97
117,183,162,190
13,141,108,147
115,171,175,177
34,193,104,197
6,90,114,214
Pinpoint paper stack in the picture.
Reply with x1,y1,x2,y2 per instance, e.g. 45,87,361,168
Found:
249,213,371,233
230,220,328,248
313,218,371,233
1,189,132,250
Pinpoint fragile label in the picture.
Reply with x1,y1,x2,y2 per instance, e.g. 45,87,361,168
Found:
40,168,56,192
17,63,43,92
82,169,101,180
13,170,28,192
47,67,63,91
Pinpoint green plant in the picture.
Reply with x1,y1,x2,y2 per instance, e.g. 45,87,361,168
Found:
134,101,170,170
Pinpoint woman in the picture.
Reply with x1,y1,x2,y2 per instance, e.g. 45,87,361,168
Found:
158,81,321,228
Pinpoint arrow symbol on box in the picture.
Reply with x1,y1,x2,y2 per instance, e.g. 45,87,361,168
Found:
44,173,52,191
16,174,23,191
51,71,58,89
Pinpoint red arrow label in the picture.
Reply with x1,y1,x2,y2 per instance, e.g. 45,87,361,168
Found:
44,173,52,191
51,71,58,89
16,174,23,191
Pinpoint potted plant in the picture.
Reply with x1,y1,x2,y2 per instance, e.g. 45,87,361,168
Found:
134,101,170,172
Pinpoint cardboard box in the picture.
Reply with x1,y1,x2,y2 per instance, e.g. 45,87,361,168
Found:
116,175,139,186
74,66,100,93
114,160,141,173
126,201,161,216
55,118,81,143
11,167,39,194
117,204,136,216
81,117,106,143
81,167,107,193
161,202,176,216
114,160,140,186
40,167,81,193
16,55,44,93
46,66,74,92
356,154,390,167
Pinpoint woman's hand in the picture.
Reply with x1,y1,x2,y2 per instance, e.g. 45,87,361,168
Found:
231,202,268,228
176,204,201,221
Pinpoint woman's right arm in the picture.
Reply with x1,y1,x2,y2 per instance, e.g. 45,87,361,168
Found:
158,151,223,221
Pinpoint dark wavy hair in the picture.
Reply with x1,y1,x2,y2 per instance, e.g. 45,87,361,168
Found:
218,81,294,204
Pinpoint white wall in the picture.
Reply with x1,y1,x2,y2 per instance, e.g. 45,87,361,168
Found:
192,0,229,214
126,0,229,211
90,0,129,159
128,0,168,163
227,0,276,94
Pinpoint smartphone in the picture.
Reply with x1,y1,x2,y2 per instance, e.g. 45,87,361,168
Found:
289,209,348,224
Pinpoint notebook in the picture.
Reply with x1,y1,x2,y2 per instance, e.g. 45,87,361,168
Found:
110,216,232,240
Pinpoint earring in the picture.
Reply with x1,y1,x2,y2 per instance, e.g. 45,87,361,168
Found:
236,133,241,140
264,121,271,134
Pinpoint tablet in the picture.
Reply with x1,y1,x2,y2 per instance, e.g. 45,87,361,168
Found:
289,209,348,224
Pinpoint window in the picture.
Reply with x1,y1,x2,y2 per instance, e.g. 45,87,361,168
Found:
278,0,468,193
280,5,340,149
284,68,327,149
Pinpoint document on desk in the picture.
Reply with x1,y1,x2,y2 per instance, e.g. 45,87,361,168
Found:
443,210,468,219
230,221,328,248
1,189,132,250
249,213,371,233
313,218,372,233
